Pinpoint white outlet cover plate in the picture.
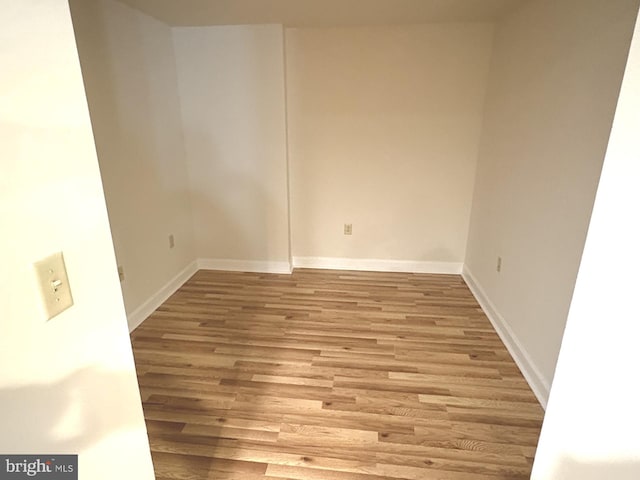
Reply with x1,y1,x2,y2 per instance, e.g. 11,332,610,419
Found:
34,251,74,321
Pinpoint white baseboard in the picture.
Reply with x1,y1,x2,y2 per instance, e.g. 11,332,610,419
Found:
195,256,461,275
293,256,463,274
462,264,550,409
197,258,293,274
127,260,199,332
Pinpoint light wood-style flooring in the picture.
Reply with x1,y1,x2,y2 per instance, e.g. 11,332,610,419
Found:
131,269,543,480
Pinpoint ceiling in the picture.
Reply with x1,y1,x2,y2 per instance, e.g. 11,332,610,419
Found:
117,0,530,27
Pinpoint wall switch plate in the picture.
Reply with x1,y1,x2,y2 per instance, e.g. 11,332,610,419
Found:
34,252,73,321
344,224,353,235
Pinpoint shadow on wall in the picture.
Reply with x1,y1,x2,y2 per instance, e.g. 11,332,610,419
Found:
70,0,288,267
0,367,143,453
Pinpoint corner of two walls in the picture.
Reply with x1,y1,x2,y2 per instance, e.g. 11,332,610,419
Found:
286,24,494,273
172,24,292,275
70,0,198,332
82,15,499,332
171,22,498,278
73,1,522,371
463,0,640,407
73,1,294,332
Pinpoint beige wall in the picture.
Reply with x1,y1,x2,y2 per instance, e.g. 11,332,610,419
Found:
70,0,196,328
464,0,639,404
286,25,494,269
173,25,291,271
533,7,640,476
0,0,153,477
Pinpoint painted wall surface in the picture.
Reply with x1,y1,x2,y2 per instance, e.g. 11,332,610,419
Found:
286,25,493,266
464,0,639,402
173,25,291,268
532,7,640,477
0,1,154,477
117,0,531,28
70,0,196,327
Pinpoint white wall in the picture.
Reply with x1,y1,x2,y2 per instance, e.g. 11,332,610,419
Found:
70,0,196,329
463,0,639,405
532,7,640,477
0,1,154,478
173,25,291,272
286,25,494,271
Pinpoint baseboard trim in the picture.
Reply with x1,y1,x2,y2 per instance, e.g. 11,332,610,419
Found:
197,258,293,274
293,256,463,274
462,264,550,409
127,260,199,332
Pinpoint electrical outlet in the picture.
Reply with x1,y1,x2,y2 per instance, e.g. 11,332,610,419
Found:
344,224,353,235
497,256,502,273
34,252,74,321
169,234,175,249
118,265,125,282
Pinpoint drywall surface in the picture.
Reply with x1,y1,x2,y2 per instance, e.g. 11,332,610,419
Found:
532,6,640,477
70,0,196,327
464,0,639,402
173,25,291,267
118,0,530,27
0,0,154,477
286,24,493,266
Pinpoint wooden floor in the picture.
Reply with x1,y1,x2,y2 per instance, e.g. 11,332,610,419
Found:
131,269,543,480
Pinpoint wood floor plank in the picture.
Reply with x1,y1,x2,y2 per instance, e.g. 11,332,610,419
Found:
131,269,543,479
